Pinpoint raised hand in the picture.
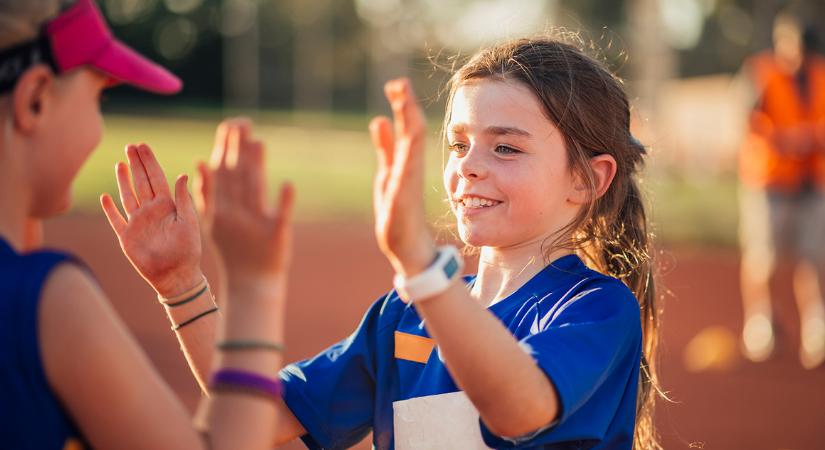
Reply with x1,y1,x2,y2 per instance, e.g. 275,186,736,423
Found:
195,119,295,285
100,143,203,298
369,78,436,277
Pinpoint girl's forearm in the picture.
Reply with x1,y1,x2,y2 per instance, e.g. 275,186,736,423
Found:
413,282,559,438
163,283,219,392
197,277,306,448
194,283,283,450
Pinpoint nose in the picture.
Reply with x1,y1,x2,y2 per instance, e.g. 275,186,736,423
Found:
455,145,488,180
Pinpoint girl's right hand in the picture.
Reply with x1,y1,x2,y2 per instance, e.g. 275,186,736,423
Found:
100,144,203,298
194,119,295,286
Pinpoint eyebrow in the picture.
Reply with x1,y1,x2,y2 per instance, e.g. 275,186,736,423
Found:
485,126,531,137
448,123,531,137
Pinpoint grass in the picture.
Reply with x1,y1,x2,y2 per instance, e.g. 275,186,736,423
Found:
76,112,450,222
74,112,740,247
644,173,739,247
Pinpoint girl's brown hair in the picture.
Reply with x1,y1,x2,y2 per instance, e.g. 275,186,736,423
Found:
444,37,661,449
0,0,65,49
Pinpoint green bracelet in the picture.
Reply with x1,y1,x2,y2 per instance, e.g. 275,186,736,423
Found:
216,340,286,352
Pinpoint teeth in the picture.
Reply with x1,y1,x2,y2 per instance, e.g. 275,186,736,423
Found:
458,196,498,208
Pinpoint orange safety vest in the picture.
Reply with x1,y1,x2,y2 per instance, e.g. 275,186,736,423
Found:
739,51,825,192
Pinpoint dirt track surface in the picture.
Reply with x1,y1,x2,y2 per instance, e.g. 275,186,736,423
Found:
43,214,825,449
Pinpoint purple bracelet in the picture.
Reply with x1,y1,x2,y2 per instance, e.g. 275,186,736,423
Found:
210,369,283,399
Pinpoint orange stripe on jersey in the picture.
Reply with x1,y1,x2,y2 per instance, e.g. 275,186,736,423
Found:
394,331,434,363
63,438,84,450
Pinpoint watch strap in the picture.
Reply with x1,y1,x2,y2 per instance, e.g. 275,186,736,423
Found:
393,245,464,303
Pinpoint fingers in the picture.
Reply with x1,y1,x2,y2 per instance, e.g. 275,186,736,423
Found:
210,121,231,169
115,161,139,217
369,116,394,209
237,139,265,211
212,118,260,209
126,144,155,203
384,78,425,148
274,182,295,227
272,182,295,266
226,119,252,169
211,117,252,170
193,161,214,219
135,143,172,199
369,116,395,171
383,78,426,183
100,193,127,236
174,174,198,224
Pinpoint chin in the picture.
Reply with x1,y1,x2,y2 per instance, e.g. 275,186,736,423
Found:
32,191,73,218
457,225,500,248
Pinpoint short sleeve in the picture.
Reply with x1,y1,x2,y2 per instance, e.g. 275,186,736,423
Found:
480,279,642,448
280,296,387,450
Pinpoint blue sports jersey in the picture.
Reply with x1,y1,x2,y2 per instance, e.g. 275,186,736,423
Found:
0,238,89,450
281,254,642,449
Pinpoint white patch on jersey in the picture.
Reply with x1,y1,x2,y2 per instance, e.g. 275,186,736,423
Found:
393,391,494,450
529,278,602,335
280,364,306,382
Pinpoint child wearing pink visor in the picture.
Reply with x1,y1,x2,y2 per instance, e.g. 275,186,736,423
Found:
0,1,291,449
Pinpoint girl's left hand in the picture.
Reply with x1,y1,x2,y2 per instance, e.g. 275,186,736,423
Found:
369,78,436,276
100,144,204,298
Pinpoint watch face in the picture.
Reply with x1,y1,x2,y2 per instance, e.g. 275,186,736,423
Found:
442,256,460,279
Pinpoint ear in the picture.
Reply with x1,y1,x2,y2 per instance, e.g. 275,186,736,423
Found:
568,154,618,205
11,65,54,134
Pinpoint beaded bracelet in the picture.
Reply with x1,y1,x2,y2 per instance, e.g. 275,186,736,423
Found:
210,369,283,401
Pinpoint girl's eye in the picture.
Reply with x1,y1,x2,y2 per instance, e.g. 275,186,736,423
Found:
495,145,520,155
449,142,469,153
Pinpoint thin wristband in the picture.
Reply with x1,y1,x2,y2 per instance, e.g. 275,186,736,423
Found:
163,284,209,308
172,306,219,331
158,275,207,304
217,340,286,352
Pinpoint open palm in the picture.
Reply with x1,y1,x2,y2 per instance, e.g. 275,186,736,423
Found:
369,78,436,277
192,119,295,284
100,143,203,298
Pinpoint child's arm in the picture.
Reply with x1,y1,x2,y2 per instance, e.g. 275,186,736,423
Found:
100,143,214,390
368,79,558,438
101,134,307,445
41,160,293,448
39,264,299,449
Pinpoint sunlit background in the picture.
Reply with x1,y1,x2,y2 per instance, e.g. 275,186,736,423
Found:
84,0,825,245
61,1,825,448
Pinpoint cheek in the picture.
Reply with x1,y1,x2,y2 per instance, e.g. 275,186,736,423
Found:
443,158,460,195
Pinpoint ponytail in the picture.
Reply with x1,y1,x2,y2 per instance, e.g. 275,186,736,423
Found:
573,134,660,450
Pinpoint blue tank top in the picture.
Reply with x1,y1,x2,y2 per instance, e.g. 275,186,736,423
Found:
0,237,89,449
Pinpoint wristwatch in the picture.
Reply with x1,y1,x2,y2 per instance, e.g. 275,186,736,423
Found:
393,245,464,303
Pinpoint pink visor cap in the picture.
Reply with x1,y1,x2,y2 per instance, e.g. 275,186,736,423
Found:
45,0,182,94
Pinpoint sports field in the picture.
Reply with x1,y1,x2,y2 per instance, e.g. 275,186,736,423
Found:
78,113,740,245
54,114,824,449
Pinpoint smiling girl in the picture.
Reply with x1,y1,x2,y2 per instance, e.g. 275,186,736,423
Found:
111,36,660,449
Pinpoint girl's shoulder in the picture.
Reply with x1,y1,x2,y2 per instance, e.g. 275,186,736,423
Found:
0,244,92,449
524,254,637,305
517,256,641,329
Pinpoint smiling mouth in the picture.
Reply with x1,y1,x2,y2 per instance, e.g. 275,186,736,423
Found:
453,196,503,209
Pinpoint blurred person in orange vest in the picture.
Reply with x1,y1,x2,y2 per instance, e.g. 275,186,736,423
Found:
738,13,825,369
